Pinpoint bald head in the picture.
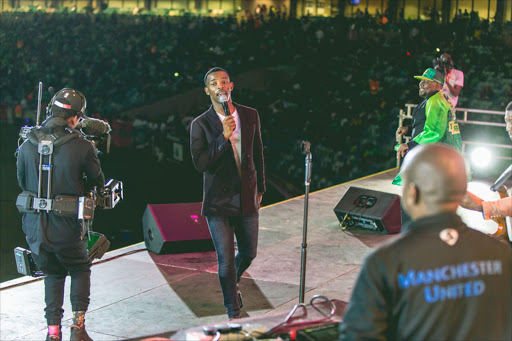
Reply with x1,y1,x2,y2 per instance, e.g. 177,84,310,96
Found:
401,144,467,218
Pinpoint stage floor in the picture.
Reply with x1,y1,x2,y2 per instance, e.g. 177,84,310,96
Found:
0,169,504,340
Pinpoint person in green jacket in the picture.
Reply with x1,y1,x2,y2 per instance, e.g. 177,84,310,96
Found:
393,68,463,186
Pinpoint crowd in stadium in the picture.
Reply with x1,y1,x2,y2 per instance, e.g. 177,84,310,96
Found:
1,10,511,191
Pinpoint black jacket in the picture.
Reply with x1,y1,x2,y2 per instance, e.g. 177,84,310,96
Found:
406,92,438,150
16,117,105,254
340,212,512,341
190,103,265,216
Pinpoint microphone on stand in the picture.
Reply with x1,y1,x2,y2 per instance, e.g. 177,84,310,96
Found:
219,94,231,116
490,164,512,192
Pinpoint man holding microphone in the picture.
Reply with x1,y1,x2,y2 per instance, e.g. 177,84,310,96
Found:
190,67,265,319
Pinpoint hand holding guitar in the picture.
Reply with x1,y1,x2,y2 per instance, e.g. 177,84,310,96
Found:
461,186,510,238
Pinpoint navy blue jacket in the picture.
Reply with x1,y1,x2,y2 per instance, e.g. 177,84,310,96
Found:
340,212,512,340
406,92,437,150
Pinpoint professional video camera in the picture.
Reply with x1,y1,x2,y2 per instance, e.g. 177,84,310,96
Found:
19,116,111,153
433,53,453,75
18,86,112,154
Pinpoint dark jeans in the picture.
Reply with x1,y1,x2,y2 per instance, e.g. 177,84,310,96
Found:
31,241,91,326
206,213,259,318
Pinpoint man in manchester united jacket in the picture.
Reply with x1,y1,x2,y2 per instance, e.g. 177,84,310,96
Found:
339,144,512,341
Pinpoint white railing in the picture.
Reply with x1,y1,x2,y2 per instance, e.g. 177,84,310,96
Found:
396,104,510,168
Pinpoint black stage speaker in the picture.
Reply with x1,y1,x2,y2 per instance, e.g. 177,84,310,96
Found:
333,186,401,234
142,203,215,254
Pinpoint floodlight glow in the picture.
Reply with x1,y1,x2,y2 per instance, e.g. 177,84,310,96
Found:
470,147,493,168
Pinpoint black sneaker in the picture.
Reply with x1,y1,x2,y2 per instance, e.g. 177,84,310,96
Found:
70,326,93,341
237,284,243,309
46,332,62,341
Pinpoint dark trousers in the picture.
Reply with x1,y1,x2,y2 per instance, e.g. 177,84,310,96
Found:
32,241,91,326
206,213,259,318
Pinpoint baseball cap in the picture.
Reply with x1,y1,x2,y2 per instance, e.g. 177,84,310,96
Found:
414,68,444,85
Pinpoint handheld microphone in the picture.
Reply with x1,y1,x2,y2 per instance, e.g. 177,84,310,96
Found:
219,94,230,116
77,117,111,136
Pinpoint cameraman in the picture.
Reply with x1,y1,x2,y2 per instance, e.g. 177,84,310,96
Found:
16,89,104,341
435,53,464,108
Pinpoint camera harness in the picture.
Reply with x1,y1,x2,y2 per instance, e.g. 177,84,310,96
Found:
17,84,96,225
16,123,97,239
14,125,108,273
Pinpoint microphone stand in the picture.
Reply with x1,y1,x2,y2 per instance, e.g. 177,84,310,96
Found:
490,164,512,192
284,142,312,321
299,141,312,304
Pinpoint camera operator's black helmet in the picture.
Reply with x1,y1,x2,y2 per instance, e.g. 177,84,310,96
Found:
47,88,87,118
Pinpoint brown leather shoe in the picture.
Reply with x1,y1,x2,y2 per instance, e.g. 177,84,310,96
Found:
70,326,93,341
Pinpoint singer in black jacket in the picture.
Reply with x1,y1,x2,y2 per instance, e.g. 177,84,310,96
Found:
190,67,265,319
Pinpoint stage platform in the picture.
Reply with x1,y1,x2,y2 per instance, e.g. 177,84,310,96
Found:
0,168,504,340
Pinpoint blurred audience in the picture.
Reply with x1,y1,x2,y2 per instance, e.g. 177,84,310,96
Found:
1,11,511,192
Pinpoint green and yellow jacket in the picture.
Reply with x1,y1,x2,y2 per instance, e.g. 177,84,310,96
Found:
393,91,462,185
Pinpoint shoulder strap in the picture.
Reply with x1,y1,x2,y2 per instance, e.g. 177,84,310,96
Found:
27,126,80,147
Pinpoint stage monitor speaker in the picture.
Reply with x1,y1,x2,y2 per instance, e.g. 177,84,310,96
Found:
142,202,215,254
333,186,401,234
